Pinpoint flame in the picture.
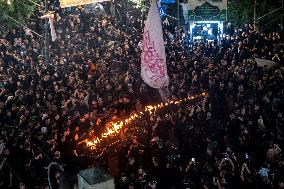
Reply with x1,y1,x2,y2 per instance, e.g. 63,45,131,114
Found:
84,92,207,150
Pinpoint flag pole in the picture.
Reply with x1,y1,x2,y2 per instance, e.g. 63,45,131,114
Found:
44,0,49,66
253,0,257,24
177,0,180,40
158,87,170,102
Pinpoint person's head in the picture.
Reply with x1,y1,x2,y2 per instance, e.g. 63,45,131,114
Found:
80,117,85,123
121,173,127,182
138,166,143,174
66,119,72,126
54,151,60,160
220,82,224,90
64,128,70,136
254,104,259,112
25,159,32,166
129,183,134,189
165,114,170,120
278,180,284,188
249,98,254,104
19,182,26,189
230,113,235,120
152,156,158,165
133,140,138,147
207,148,213,156
128,157,135,165
0,136,4,145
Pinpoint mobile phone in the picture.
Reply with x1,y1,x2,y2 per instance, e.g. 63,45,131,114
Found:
191,158,195,162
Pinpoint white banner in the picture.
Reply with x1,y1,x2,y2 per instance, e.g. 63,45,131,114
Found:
40,13,57,41
49,14,57,42
59,0,110,8
141,0,169,89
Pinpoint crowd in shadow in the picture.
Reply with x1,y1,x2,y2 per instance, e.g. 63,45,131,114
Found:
0,1,284,189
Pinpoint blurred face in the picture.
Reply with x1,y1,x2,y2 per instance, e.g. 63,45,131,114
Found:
4,147,10,155
165,114,170,120
129,157,135,165
6,112,11,117
228,82,233,88
98,98,103,104
19,183,26,189
249,99,253,104
66,119,72,126
64,130,70,136
255,105,259,111
207,112,211,118
75,126,79,132
278,181,284,188
74,134,79,140
25,159,31,166
121,176,127,182
36,93,41,99
207,148,213,156
235,109,240,115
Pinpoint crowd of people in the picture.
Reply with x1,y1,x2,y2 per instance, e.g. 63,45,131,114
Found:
0,0,284,189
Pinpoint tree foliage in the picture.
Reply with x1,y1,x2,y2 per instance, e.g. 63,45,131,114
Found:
228,0,280,27
0,0,39,35
128,0,149,13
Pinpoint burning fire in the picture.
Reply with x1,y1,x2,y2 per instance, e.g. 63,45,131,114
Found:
86,92,207,149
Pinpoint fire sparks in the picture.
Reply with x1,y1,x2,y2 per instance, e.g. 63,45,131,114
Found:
86,92,207,150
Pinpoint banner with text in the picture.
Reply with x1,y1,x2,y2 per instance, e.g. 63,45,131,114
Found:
141,0,169,89
59,0,110,8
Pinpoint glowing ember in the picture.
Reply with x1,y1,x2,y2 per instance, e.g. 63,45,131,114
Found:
86,93,207,150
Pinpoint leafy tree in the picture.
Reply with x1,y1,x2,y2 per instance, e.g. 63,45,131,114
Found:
228,0,281,28
228,0,254,27
128,0,149,13
0,0,39,35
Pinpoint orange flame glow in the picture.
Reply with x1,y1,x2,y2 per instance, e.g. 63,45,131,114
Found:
85,93,207,150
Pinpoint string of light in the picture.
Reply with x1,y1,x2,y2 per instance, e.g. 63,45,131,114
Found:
85,92,207,150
